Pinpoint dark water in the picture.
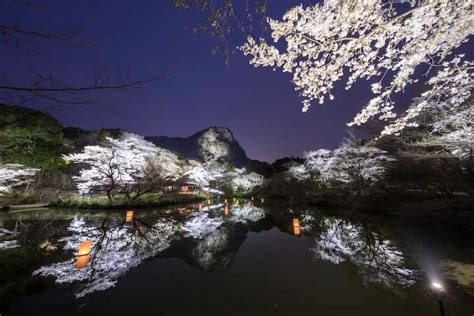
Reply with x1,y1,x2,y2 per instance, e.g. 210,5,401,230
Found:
0,199,473,315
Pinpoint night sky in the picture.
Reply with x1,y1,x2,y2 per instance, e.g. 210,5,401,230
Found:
2,1,471,162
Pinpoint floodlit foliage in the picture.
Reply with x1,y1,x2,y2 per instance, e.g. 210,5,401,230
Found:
0,164,39,196
64,132,181,199
184,164,225,188
390,59,473,159
330,141,396,186
288,141,395,192
240,0,473,132
227,168,264,193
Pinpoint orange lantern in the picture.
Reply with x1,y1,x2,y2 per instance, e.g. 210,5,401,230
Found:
76,240,91,269
125,210,134,223
293,218,301,236
224,205,229,216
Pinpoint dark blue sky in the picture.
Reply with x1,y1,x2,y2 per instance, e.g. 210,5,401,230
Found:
2,1,470,162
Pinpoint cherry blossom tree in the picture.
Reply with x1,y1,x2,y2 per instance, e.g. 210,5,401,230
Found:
184,164,225,189
227,168,264,193
0,164,39,196
240,0,472,132
330,141,396,192
387,58,473,159
63,132,179,200
289,141,395,193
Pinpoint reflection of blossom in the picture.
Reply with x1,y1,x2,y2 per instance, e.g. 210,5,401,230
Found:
299,211,318,233
33,216,179,298
0,227,19,250
181,212,224,239
311,218,415,288
0,240,19,250
227,205,265,223
193,227,232,271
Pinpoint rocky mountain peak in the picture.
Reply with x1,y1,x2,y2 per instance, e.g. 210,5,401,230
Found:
146,126,249,168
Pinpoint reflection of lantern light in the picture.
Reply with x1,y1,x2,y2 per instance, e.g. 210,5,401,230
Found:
293,218,301,235
125,210,134,223
224,205,229,215
261,198,264,203
76,240,91,269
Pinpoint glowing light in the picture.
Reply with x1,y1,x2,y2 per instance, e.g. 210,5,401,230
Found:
293,218,301,235
261,198,264,203
431,282,444,291
251,196,254,201
248,201,253,207
198,203,202,211
208,200,212,205
76,240,91,269
224,199,228,204
224,205,229,215
125,210,134,223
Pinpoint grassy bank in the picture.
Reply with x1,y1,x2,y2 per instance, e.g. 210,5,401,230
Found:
52,193,209,210
0,193,40,207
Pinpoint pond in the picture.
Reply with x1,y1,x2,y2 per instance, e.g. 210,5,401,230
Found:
0,199,473,315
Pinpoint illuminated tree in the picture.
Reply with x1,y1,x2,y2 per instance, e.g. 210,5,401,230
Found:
240,0,472,132
390,59,473,159
64,132,179,200
289,141,395,194
330,141,396,193
227,168,264,193
0,164,39,196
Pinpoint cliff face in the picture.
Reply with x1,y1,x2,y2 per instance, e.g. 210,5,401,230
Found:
146,127,249,168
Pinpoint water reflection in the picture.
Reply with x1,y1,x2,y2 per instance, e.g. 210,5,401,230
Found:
1,201,419,301
28,202,267,297
0,227,19,250
75,240,91,269
293,218,301,236
33,215,179,297
302,214,415,288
